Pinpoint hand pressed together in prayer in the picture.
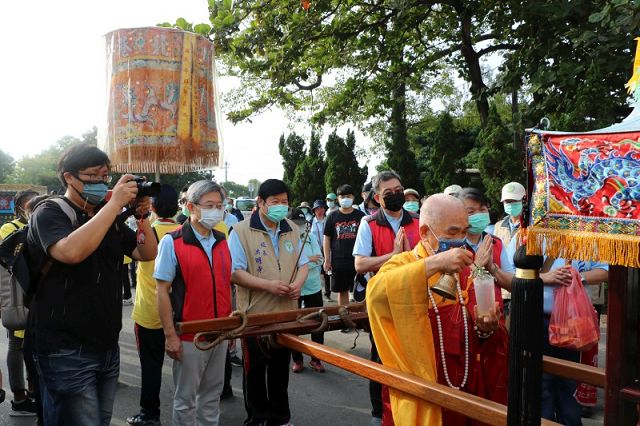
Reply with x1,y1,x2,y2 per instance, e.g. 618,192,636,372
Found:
474,302,501,334
474,237,493,269
393,227,411,254
541,265,572,287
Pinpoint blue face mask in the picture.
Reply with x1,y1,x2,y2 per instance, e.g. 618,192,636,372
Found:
403,201,420,213
266,204,289,223
428,227,466,253
81,183,108,205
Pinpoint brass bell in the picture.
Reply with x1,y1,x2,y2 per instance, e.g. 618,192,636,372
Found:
431,273,458,300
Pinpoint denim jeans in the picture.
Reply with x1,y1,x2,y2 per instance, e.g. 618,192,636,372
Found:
542,316,582,426
36,346,120,426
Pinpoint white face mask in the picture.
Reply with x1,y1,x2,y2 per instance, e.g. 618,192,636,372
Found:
339,198,354,208
199,207,224,229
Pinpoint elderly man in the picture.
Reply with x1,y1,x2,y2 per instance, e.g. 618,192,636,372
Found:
156,180,232,426
367,194,508,426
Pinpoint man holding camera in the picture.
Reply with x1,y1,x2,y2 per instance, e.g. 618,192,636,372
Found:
27,143,158,425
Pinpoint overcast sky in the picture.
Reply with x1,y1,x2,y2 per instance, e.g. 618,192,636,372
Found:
0,0,376,186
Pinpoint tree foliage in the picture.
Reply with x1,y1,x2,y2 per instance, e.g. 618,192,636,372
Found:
0,150,15,183
291,131,327,205
278,132,306,187
324,130,367,197
476,103,523,211
221,181,250,198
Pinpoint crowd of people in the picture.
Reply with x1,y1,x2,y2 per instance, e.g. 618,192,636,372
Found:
0,143,608,426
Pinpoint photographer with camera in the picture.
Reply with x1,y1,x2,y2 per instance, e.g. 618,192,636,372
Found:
26,143,158,426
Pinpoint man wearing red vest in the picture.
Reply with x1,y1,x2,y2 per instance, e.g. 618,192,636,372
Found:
353,170,421,425
156,180,232,426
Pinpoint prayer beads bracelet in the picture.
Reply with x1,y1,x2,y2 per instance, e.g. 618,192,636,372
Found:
473,324,494,339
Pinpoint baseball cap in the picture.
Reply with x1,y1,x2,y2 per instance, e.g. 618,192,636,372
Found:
404,188,419,198
299,201,311,209
326,193,337,200
443,184,462,196
501,182,526,202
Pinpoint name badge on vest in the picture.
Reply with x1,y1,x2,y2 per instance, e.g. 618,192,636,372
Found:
284,240,294,253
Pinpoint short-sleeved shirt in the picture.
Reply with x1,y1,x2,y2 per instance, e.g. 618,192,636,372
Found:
324,208,365,269
465,233,515,274
224,212,239,230
27,199,137,352
543,259,608,314
154,225,218,283
352,210,401,257
0,219,25,240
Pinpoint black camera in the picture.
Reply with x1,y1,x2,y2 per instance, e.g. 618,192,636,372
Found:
133,176,161,197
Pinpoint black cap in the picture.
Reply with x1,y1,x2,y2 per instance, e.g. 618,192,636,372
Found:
288,207,307,224
312,199,327,211
362,181,372,192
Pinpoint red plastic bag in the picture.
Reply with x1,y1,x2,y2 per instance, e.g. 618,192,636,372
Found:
548,268,600,352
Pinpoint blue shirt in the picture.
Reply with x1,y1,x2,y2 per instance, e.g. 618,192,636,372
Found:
311,217,325,254
543,259,608,314
224,212,239,230
227,220,309,273
154,225,217,283
353,210,402,257
300,232,323,296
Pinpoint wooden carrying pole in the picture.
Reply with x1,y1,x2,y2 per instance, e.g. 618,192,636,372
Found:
276,334,561,426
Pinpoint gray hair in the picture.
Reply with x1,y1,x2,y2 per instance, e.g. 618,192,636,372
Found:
187,180,224,204
372,170,402,194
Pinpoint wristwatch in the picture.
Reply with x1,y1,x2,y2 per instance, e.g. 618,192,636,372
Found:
490,263,499,275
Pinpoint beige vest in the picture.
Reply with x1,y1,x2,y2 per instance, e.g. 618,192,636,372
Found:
493,216,516,247
234,216,300,314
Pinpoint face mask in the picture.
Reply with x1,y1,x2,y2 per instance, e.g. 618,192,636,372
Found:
81,183,108,205
383,192,405,212
403,201,419,213
504,202,523,217
428,227,466,253
300,208,309,215
468,212,491,234
266,204,289,223
339,198,353,208
182,205,191,217
199,207,224,229
226,204,233,212
327,201,336,209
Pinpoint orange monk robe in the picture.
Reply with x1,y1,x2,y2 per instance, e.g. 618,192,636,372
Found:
367,242,509,426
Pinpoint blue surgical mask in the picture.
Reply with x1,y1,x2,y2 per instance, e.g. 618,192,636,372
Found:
468,212,491,234
81,183,108,205
339,198,353,208
266,205,289,223
428,227,466,253
199,207,224,229
327,201,336,209
403,201,419,213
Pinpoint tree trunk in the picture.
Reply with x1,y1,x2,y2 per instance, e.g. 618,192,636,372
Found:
458,10,489,127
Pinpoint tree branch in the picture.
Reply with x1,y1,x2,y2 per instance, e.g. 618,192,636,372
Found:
477,43,518,57
294,74,323,90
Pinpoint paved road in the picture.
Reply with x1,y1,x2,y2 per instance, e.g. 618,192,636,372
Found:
0,299,606,425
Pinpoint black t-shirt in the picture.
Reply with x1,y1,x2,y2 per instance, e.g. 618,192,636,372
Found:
323,208,365,270
27,198,136,352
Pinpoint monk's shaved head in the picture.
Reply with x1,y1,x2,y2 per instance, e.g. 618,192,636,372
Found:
419,194,469,248
420,193,466,227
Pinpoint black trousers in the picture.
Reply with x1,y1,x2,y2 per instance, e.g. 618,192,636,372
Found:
23,327,42,422
242,336,291,426
134,324,165,418
291,291,324,363
122,266,132,299
369,332,383,418
321,269,330,296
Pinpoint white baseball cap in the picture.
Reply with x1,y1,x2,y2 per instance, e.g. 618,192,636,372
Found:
443,184,462,196
501,182,526,202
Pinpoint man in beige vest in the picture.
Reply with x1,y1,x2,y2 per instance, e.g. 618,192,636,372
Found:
228,179,309,426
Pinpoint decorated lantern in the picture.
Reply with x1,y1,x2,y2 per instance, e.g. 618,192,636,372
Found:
100,27,221,174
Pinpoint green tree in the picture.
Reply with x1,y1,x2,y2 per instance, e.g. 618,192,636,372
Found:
291,132,326,205
0,149,15,183
324,130,367,198
476,104,523,213
419,113,472,195
221,181,250,198
278,133,306,187
247,179,261,198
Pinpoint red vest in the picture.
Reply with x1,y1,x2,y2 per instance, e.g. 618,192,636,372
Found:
365,209,420,270
171,223,232,342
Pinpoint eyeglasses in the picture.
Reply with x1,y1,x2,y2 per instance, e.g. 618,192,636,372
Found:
76,173,112,184
381,187,404,197
195,202,223,210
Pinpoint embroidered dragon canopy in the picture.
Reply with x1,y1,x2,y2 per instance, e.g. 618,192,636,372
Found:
525,38,640,268
99,27,221,174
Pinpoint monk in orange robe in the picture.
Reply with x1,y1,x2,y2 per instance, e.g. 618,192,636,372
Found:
367,194,509,426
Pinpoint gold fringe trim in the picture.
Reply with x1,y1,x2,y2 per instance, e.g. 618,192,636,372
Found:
526,226,640,268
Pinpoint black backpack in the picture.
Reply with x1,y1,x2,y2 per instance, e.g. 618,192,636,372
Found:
0,197,78,298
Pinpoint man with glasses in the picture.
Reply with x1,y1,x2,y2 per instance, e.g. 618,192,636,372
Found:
156,180,232,426
353,170,421,425
26,143,158,425
228,179,309,426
